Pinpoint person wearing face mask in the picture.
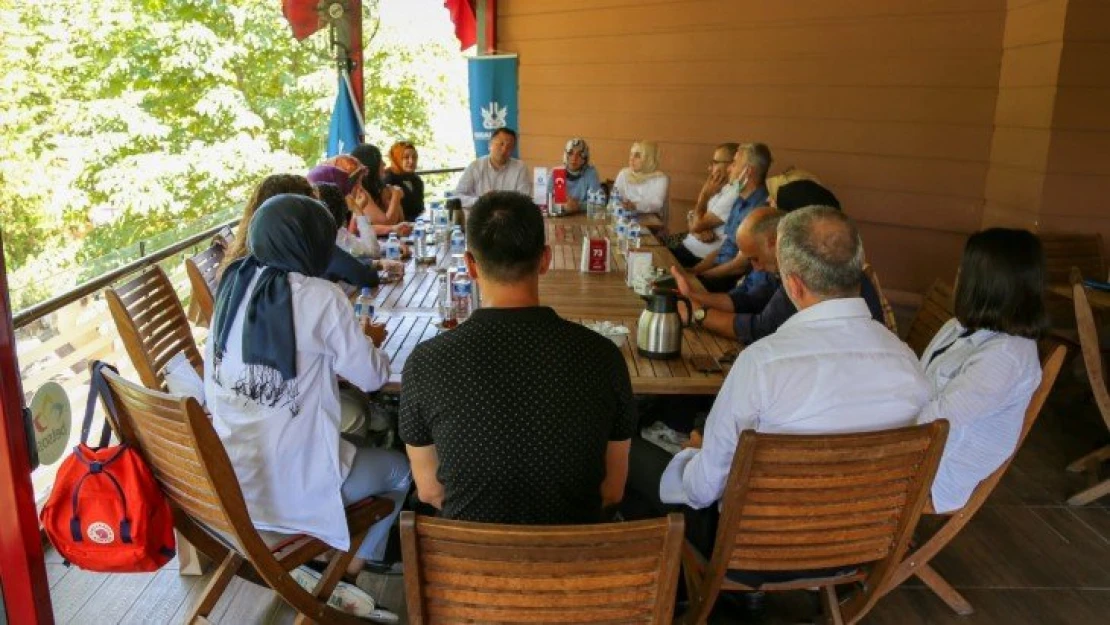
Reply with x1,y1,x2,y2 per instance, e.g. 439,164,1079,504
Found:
549,138,601,214
691,142,772,292
623,207,928,590
455,127,532,208
668,143,741,267
613,141,670,218
669,207,887,343
383,141,426,221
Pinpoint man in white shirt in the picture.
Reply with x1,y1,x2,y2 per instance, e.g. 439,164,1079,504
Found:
669,142,741,267
455,127,532,207
657,206,930,557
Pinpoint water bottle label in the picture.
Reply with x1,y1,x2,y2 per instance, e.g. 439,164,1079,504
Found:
451,281,473,298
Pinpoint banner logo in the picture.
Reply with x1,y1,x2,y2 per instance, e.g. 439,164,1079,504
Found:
481,101,508,130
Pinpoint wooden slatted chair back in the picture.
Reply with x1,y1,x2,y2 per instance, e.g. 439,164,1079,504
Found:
184,242,224,327
717,423,946,578
1040,232,1105,285
906,279,954,357
863,263,898,334
101,368,236,539
103,369,393,624
105,265,203,391
400,512,684,625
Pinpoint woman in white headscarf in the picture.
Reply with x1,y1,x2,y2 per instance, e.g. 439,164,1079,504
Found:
613,140,670,217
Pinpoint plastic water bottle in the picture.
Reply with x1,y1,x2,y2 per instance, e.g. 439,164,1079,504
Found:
354,287,374,333
451,263,473,322
421,226,438,264
412,219,426,260
436,269,456,328
629,217,642,250
617,213,631,256
586,189,599,220
384,233,401,261
450,226,466,255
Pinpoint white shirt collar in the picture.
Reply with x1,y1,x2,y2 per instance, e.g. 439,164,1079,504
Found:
780,297,872,330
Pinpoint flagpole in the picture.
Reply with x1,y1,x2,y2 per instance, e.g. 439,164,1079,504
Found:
342,70,366,136
347,0,365,117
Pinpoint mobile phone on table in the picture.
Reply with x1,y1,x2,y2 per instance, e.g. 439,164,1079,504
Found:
690,354,723,373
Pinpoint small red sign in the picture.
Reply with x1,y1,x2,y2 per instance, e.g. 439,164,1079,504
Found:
586,237,609,272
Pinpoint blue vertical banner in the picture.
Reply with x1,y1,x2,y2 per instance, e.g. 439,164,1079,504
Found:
467,54,519,157
327,71,364,157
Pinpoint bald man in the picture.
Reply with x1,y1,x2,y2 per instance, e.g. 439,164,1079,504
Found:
672,206,886,343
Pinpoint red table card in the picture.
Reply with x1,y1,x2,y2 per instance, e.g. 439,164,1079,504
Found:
581,237,611,273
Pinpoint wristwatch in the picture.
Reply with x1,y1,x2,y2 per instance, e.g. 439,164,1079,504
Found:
693,308,707,326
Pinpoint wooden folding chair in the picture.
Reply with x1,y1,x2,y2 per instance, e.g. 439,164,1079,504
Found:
878,344,1067,614
101,368,395,625
862,262,897,334
105,265,203,391
680,422,948,625
400,512,684,624
905,279,954,357
185,241,225,328
1066,268,1110,505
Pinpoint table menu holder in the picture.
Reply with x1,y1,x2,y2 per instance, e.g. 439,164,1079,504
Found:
580,237,611,273
533,166,549,215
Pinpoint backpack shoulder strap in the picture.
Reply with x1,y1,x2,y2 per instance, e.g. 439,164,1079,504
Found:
80,361,121,449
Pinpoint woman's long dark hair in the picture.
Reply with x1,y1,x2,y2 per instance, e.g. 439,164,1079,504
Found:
350,143,386,209
220,174,314,278
954,228,1049,338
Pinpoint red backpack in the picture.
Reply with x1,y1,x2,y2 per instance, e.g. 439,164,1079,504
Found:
40,362,176,572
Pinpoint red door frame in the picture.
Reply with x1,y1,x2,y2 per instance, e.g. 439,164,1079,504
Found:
0,234,54,624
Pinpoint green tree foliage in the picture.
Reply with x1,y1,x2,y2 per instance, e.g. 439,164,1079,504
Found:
0,0,453,307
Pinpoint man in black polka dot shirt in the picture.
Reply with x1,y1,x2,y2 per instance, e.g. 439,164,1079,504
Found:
399,191,638,524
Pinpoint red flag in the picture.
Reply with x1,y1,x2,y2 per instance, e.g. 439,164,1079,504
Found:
444,0,477,50
283,0,323,41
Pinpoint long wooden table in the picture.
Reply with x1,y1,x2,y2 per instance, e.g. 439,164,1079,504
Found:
367,216,732,395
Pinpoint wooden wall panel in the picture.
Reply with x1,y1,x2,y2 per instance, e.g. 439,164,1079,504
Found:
1037,1,1110,254
500,0,1007,293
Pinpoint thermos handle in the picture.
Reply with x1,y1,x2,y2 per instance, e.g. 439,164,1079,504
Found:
677,295,694,327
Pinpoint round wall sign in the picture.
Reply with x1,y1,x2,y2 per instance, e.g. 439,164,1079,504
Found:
30,382,72,466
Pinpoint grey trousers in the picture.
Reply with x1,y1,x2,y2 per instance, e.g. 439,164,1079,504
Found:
340,446,412,562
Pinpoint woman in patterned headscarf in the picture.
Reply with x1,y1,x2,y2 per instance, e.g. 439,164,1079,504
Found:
613,140,670,218
552,138,601,214
346,146,405,226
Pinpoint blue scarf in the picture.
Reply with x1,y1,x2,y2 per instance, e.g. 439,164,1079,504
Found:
212,194,336,388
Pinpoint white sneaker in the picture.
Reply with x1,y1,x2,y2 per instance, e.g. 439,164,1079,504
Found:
289,566,376,619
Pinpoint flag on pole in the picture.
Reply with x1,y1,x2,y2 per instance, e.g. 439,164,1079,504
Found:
443,0,477,50
327,71,364,157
